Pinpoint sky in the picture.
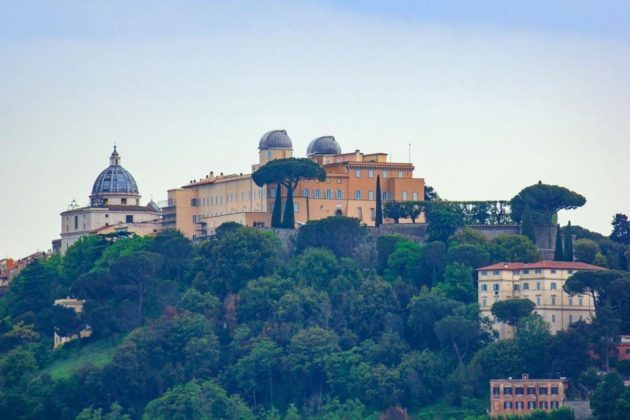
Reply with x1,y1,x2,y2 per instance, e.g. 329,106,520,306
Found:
1,0,629,258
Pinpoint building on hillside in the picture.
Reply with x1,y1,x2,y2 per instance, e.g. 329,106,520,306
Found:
163,130,425,239
618,335,630,361
53,298,92,349
477,261,604,338
0,251,48,288
490,374,568,416
56,147,162,254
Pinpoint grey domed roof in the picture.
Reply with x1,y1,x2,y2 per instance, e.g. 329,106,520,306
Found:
91,148,139,196
259,130,293,150
307,136,342,156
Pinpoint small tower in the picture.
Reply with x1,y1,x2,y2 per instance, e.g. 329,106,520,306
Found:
109,145,121,166
258,129,293,165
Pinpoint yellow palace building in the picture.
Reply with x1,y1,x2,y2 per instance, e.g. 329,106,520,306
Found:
163,130,426,239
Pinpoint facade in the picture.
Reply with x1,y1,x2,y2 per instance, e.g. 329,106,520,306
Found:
618,335,630,361
490,374,568,416
53,298,92,349
477,261,603,338
164,130,425,239
58,147,162,254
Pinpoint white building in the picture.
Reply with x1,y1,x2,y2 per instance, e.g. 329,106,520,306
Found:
477,261,604,338
57,147,161,254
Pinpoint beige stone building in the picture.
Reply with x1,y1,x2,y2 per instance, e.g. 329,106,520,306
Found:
477,261,603,338
164,130,425,239
53,298,92,349
57,147,161,254
490,374,568,416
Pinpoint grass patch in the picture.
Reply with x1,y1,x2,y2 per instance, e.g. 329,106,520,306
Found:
45,335,125,380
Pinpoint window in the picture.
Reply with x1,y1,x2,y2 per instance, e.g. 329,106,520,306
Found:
126,215,134,223
515,387,524,395
527,401,536,409
481,284,488,291
412,192,418,200
539,401,548,409
398,171,404,178
357,207,363,219
191,198,199,207
551,282,557,290
551,296,557,305
539,387,548,395
294,203,299,213
269,188,276,197
551,314,556,323
74,216,78,229
493,270,500,276
383,170,389,178
504,387,512,395
527,387,536,395
314,189,321,198
516,401,524,410
551,387,559,395
368,191,374,201
402,191,408,200
568,297,573,306
535,269,542,274
355,169,361,178
492,387,500,396
569,314,573,323
514,270,520,275
514,284,520,291
493,284,500,291
354,190,363,200
303,189,310,197
579,297,584,306
568,270,574,274
368,169,374,178
536,296,541,305
551,401,559,409
523,269,529,274
267,150,272,159
551,269,557,274
523,283,529,290
336,190,343,199
504,402,513,409
481,271,488,276
537,282,541,290
121,198,127,205
482,298,487,307
326,189,332,199
370,208,375,221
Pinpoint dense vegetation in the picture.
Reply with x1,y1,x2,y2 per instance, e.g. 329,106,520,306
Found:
0,211,629,419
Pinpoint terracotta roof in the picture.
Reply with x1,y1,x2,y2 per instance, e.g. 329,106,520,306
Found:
476,261,605,271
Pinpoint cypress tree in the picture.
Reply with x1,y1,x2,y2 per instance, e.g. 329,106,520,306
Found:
564,221,574,261
375,175,383,227
282,184,295,229
554,226,564,261
521,203,536,244
271,184,282,228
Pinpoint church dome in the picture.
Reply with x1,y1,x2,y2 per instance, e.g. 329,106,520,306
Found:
259,130,293,150
307,136,342,156
91,147,139,196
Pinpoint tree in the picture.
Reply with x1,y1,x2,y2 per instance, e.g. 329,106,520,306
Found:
434,315,480,365
564,222,574,262
573,239,600,264
433,263,476,304
491,234,540,263
376,235,408,274
229,339,282,407
554,227,564,261
403,202,422,223
446,244,491,269
515,314,552,378
610,213,630,245
509,182,586,244
520,204,536,244
407,293,462,349
424,185,439,201
143,380,252,419
252,158,326,228
383,201,408,224
590,372,625,420
398,350,446,409
296,216,365,258
425,204,464,243
491,299,535,328
375,175,383,227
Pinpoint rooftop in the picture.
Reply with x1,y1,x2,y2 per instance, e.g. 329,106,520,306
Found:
477,261,605,271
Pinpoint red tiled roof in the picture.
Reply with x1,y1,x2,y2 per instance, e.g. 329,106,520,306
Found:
476,261,605,271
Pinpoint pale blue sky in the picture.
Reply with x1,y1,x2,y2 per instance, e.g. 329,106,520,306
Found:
1,1,629,257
